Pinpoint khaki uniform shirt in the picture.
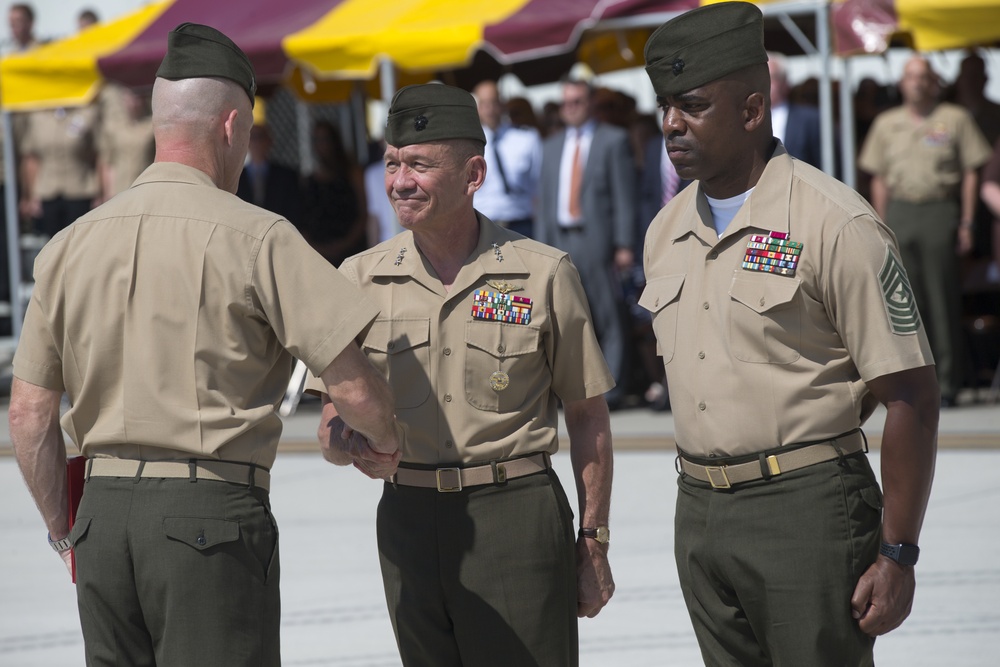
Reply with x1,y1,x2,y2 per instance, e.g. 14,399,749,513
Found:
13,162,379,468
858,102,992,202
100,117,155,197
310,214,613,465
22,106,101,200
641,145,933,458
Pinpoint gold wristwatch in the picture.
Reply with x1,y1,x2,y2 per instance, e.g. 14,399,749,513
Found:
579,526,610,545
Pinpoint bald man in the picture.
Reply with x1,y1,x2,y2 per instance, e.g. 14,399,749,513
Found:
859,55,992,406
9,24,401,666
472,79,542,239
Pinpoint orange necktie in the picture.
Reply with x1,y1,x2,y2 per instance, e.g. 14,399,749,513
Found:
568,133,583,220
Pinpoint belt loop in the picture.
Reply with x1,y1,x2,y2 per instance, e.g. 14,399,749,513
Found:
133,460,146,484
188,459,197,483
85,457,93,481
758,453,773,481
830,438,846,465
389,473,398,489
674,454,683,476
860,429,869,454
248,463,257,489
490,460,507,484
542,452,552,469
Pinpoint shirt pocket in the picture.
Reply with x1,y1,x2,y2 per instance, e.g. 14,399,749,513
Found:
638,274,685,363
465,320,542,413
362,318,431,409
729,273,802,364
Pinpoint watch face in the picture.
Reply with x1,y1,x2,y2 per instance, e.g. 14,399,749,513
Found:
898,544,920,566
595,526,610,544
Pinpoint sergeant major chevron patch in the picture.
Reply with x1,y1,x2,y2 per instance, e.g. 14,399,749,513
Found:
879,247,920,335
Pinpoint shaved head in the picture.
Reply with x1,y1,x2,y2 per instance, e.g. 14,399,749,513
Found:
151,76,253,192
152,76,251,141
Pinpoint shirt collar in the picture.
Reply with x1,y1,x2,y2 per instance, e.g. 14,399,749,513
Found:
669,142,793,244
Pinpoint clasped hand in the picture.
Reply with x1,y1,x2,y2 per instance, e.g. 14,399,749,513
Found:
320,416,401,479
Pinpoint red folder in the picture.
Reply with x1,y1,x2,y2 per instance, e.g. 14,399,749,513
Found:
66,456,87,583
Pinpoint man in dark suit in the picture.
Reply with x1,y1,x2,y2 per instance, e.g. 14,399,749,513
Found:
536,79,636,407
768,53,823,170
237,124,301,225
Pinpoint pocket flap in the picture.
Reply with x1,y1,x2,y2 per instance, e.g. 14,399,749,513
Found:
465,320,540,357
163,517,240,550
729,274,801,314
68,516,92,545
363,318,430,355
638,274,685,314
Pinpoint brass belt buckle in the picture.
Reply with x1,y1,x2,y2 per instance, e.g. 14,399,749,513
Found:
436,467,463,493
705,465,732,489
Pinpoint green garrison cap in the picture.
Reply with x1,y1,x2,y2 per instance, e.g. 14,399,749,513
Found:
385,84,486,148
644,2,768,98
156,23,256,107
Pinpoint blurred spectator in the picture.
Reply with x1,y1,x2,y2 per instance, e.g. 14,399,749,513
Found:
949,51,1000,261
77,8,98,31
98,86,153,198
236,123,301,225
7,3,36,51
20,104,102,238
949,51,1000,146
592,87,635,128
629,114,659,173
506,96,539,130
472,79,541,239
300,119,368,266
536,78,636,409
859,55,993,406
539,100,563,138
768,52,823,169
980,138,1000,283
364,139,396,245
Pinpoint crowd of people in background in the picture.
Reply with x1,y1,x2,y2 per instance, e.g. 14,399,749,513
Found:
3,2,999,408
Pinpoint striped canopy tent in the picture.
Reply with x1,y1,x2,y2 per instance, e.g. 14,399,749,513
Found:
832,0,1000,55
0,0,705,112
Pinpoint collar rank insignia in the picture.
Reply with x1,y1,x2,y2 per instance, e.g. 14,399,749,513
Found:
492,242,504,263
486,280,522,295
472,288,532,324
742,231,803,277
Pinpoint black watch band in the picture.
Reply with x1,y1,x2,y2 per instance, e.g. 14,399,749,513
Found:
880,542,919,566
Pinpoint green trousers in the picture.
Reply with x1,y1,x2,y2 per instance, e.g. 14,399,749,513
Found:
376,468,578,667
886,198,965,398
674,453,881,666
69,476,280,666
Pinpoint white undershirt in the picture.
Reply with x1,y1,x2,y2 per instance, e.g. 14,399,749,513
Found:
706,189,754,237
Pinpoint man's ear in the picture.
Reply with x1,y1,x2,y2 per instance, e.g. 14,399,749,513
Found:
466,154,487,194
223,108,239,146
744,92,766,132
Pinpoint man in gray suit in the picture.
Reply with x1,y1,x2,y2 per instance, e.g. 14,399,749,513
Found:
536,79,636,407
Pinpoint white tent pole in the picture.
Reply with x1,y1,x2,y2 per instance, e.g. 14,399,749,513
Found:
838,57,857,190
816,2,835,176
3,111,22,338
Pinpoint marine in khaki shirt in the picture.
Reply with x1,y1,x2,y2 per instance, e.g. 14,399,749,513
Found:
312,83,615,667
9,24,401,667
21,105,102,201
858,55,992,404
640,4,939,665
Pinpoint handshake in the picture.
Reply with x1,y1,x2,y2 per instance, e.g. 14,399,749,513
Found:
319,414,403,480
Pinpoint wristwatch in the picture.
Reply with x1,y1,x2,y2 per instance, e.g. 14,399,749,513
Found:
579,526,610,545
48,533,72,553
880,542,919,566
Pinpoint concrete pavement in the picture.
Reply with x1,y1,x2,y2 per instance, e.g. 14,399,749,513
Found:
0,399,997,665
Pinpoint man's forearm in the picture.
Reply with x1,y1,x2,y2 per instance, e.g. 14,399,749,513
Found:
564,396,613,527
869,367,939,546
960,169,979,226
319,343,401,455
9,378,70,540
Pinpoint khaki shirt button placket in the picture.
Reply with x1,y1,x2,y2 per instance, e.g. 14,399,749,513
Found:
443,347,452,356
444,394,452,402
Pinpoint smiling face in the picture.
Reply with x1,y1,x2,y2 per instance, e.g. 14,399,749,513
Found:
383,140,484,234
655,66,768,198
